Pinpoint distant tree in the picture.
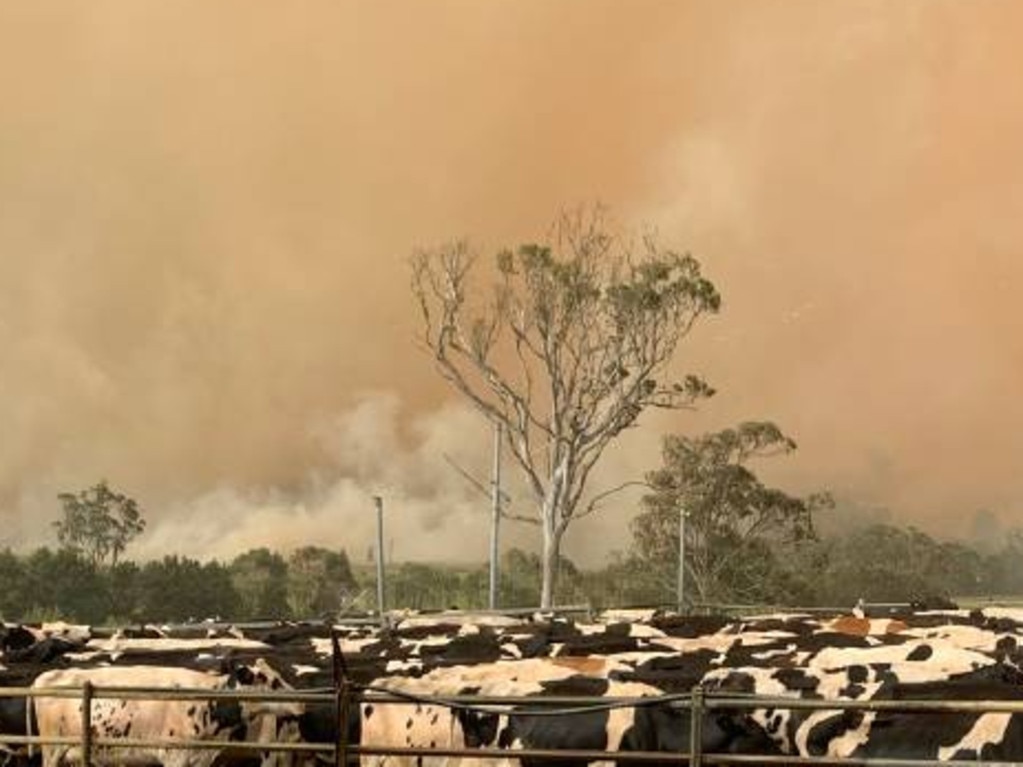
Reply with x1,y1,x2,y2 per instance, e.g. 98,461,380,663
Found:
136,556,239,623
105,560,142,624
230,548,290,620
931,540,986,597
815,525,954,604
496,548,585,608
54,481,146,567
0,549,29,620
984,529,1023,595
581,551,665,609
968,508,1004,554
23,547,108,623
286,547,357,618
634,422,830,606
412,207,720,607
390,563,462,610
499,549,542,608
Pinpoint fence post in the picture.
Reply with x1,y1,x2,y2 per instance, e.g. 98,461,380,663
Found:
689,686,704,767
337,679,352,767
81,681,94,767
330,628,351,767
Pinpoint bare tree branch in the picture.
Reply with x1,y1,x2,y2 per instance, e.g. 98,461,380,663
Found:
441,453,513,508
575,480,651,520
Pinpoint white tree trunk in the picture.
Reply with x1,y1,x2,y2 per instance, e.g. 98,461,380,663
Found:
540,521,558,609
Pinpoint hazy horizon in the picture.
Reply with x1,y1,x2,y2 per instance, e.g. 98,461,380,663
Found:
2,2,1022,567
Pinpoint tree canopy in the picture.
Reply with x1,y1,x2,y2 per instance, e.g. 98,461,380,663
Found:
634,422,831,606
53,481,146,567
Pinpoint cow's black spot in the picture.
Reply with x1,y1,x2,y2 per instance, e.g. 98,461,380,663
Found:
773,668,820,693
539,676,608,697
210,699,244,741
364,705,374,719
839,683,866,699
429,741,436,748
907,644,933,662
805,712,856,756
430,713,438,725
406,718,413,729
847,665,869,684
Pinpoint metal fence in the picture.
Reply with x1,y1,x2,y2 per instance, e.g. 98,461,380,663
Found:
6,681,1023,767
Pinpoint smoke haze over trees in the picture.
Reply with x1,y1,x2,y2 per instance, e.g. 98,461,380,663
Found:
1,3,1022,564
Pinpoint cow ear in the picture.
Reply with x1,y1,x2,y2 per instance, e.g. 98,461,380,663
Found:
221,654,256,686
233,664,256,686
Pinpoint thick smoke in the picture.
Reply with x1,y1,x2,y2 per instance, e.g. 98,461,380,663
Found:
134,394,544,564
1,2,1022,563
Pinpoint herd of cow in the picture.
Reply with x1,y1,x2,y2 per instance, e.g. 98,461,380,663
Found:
5,604,1023,766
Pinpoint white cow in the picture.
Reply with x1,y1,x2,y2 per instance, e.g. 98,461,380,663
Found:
31,660,300,767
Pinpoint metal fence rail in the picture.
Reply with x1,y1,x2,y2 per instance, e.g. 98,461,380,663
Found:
5,682,1023,766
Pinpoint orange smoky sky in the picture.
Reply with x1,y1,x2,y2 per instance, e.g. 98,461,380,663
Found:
1,1,1021,564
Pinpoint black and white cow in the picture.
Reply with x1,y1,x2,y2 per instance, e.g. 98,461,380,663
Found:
846,664,1023,761
30,658,300,767
358,656,779,767
456,675,781,767
701,645,1023,762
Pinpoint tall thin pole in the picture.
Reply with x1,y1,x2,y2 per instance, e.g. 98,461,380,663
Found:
488,421,503,610
677,505,686,614
373,495,385,620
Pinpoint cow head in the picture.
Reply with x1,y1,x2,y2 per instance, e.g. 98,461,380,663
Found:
223,655,306,765
0,625,36,654
455,708,501,748
226,657,288,691
706,708,784,757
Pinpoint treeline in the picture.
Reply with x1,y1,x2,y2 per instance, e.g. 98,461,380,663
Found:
0,546,358,626
600,523,1023,609
2,523,1021,625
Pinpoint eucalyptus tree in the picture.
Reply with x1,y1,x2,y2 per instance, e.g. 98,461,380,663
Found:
635,421,830,605
412,208,720,607
54,481,146,567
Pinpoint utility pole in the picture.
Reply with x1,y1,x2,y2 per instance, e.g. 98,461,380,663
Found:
677,505,687,614
373,495,386,621
488,421,503,610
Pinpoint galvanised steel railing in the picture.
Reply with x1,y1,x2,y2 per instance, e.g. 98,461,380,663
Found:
4,682,1023,767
